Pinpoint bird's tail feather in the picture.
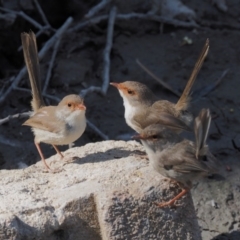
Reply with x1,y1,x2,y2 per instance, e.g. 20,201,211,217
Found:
175,39,209,111
194,108,211,158
21,31,44,111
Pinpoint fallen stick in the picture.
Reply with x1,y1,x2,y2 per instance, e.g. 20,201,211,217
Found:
136,59,181,97
0,7,43,30
85,0,111,19
43,38,62,94
87,120,109,140
69,15,108,33
102,6,117,95
32,0,51,27
14,87,62,103
0,112,31,125
69,12,199,33
192,69,229,101
78,7,117,97
80,86,103,98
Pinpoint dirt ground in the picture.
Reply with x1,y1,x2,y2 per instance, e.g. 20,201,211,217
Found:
1,0,240,239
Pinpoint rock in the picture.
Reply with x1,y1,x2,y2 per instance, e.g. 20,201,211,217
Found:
0,140,201,240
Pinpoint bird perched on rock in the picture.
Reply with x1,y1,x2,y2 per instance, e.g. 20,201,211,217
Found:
110,39,209,133
22,31,86,172
133,108,217,207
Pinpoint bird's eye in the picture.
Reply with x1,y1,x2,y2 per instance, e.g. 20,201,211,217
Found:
152,135,158,140
202,156,207,161
127,90,134,95
68,103,72,107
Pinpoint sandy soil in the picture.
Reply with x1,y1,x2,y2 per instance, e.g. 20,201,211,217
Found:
1,0,240,239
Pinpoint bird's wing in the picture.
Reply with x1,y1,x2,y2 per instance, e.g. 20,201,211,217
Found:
159,141,211,174
22,107,61,133
139,101,192,132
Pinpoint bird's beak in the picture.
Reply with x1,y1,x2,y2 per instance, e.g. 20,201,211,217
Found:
110,82,120,89
132,134,145,140
75,103,86,110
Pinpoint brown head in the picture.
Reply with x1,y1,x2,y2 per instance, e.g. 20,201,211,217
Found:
110,81,156,107
56,94,86,120
58,94,86,111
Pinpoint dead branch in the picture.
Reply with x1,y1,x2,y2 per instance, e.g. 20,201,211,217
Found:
117,13,199,28
43,38,61,94
38,17,72,59
87,120,109,140
199,20,240,31
85,0,111,19
0,112,31,125
80,86,103,98
0,134,23,147
102,6,117,95
14,87,63,104
192,69,229,101
0,7,43,30
42,94,60,103
136,59,181,97
69,15,108,33
78,7,117,97
32,0,51,27
0,17,73,106
69,12,199,33
14,86,32,93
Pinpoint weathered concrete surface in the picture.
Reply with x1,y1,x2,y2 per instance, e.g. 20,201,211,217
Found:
0,140,201,240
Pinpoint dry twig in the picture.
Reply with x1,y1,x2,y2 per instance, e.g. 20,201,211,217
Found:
14,87,61,103
79,7,117,97
32,0,51,27
69,15,108,33
0,112,31,125
0,7,43,30
69,12,199,33
192,69,229,101
87,120,109,140
102,6,117,95
43,38,61,94
85,0,111,19
136,59,181,97
80,86,103,98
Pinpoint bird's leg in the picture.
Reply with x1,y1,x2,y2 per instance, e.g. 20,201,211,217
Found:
34,141,52,171
155,188,189,208
52,145,64,159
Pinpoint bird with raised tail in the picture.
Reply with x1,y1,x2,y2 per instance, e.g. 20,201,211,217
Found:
21,31,86,172
133,109,217,207
110,39,209,134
